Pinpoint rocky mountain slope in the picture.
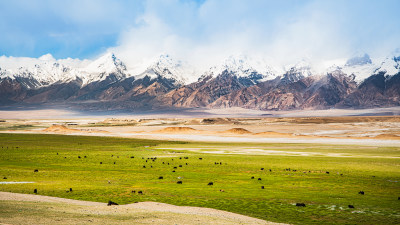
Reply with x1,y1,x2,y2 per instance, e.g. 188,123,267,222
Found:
0,52,399,111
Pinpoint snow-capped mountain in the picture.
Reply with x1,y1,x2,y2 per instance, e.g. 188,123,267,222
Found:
79,53,129,85
136,54,197,85
1,50,400,110
281,60,313,84
201,55,278,84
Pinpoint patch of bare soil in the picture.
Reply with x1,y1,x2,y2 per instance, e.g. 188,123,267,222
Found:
0,191,280,225
374,134,400,139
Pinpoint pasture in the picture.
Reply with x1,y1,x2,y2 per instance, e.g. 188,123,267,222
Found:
0,133,399,224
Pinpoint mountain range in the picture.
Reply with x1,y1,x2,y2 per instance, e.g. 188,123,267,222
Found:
0,52,399,111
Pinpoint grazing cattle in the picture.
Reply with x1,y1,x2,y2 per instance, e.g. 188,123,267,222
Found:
78,156,81,159
398,197,400,200
34,189,37,194
143,166,146,168
258,178,262,181
251,176,254,179
130,156,134,158
64,157,67,159
261,186,264,189
138,191,143,194
177,181,182,184
107,201,118,206
199,158,203,160
172,170,175,172
163,162,165,164
179,165,182,167
261,168,264,170
208,182,213,185
34,169,38,172
159,176,163,179
57,153,58,155
296,203,306,207
184,157,189,159
186,163,188,165
220,189,225,192
358,191,364,195
326,172,330,174
174,167,177,169
269,169,272,172
180,157,182,159
84,156,87,158
114,162,116,164
132,190,136,193
146,160,148,162
151,166,153,168
3,177,6,179
167,163,170,165
111,155,113,157
348,205,355,208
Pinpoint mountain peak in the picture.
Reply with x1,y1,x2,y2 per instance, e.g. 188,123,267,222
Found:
345,54,372,66
85,52,126,74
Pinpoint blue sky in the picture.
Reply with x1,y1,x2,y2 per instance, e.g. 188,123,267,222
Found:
0,0,399,67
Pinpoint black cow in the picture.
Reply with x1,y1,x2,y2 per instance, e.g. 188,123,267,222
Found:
70,188,73,192
251,176,254,179
131,156,134,158
348,205,355,208
107,201,118,206
208,182,213,185
3,177,6,179
174,167,177,169
258,178,262,181
159,176,163,179
34,169,38,172
326,171,330,174
261,186,264,189
34,189,37,194
100,162,102,164
143,165,146,168
138,191,143,194
296,203,306,207
358,191,364,195
179,165,182,167
172,170,175,172
199,158,203,160
261,168,264,170
177,181,182,184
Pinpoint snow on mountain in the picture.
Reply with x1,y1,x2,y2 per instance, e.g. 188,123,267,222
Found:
0,52,128,88
338,53,400,84
345,53,372,66
135,54,198,85
202,55,279,84
79,52,128,85
281,59,314,83
375,53,400,76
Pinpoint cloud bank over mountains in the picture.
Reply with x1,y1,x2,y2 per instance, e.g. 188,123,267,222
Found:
0,0,399,72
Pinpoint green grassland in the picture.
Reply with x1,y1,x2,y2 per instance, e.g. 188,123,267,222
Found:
0,133,399,224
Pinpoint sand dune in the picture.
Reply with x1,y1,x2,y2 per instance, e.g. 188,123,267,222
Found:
153,126,198,134
43,125,80,133
221,128,252,134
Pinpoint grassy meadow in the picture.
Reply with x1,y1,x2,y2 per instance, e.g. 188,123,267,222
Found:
0,133,399,224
